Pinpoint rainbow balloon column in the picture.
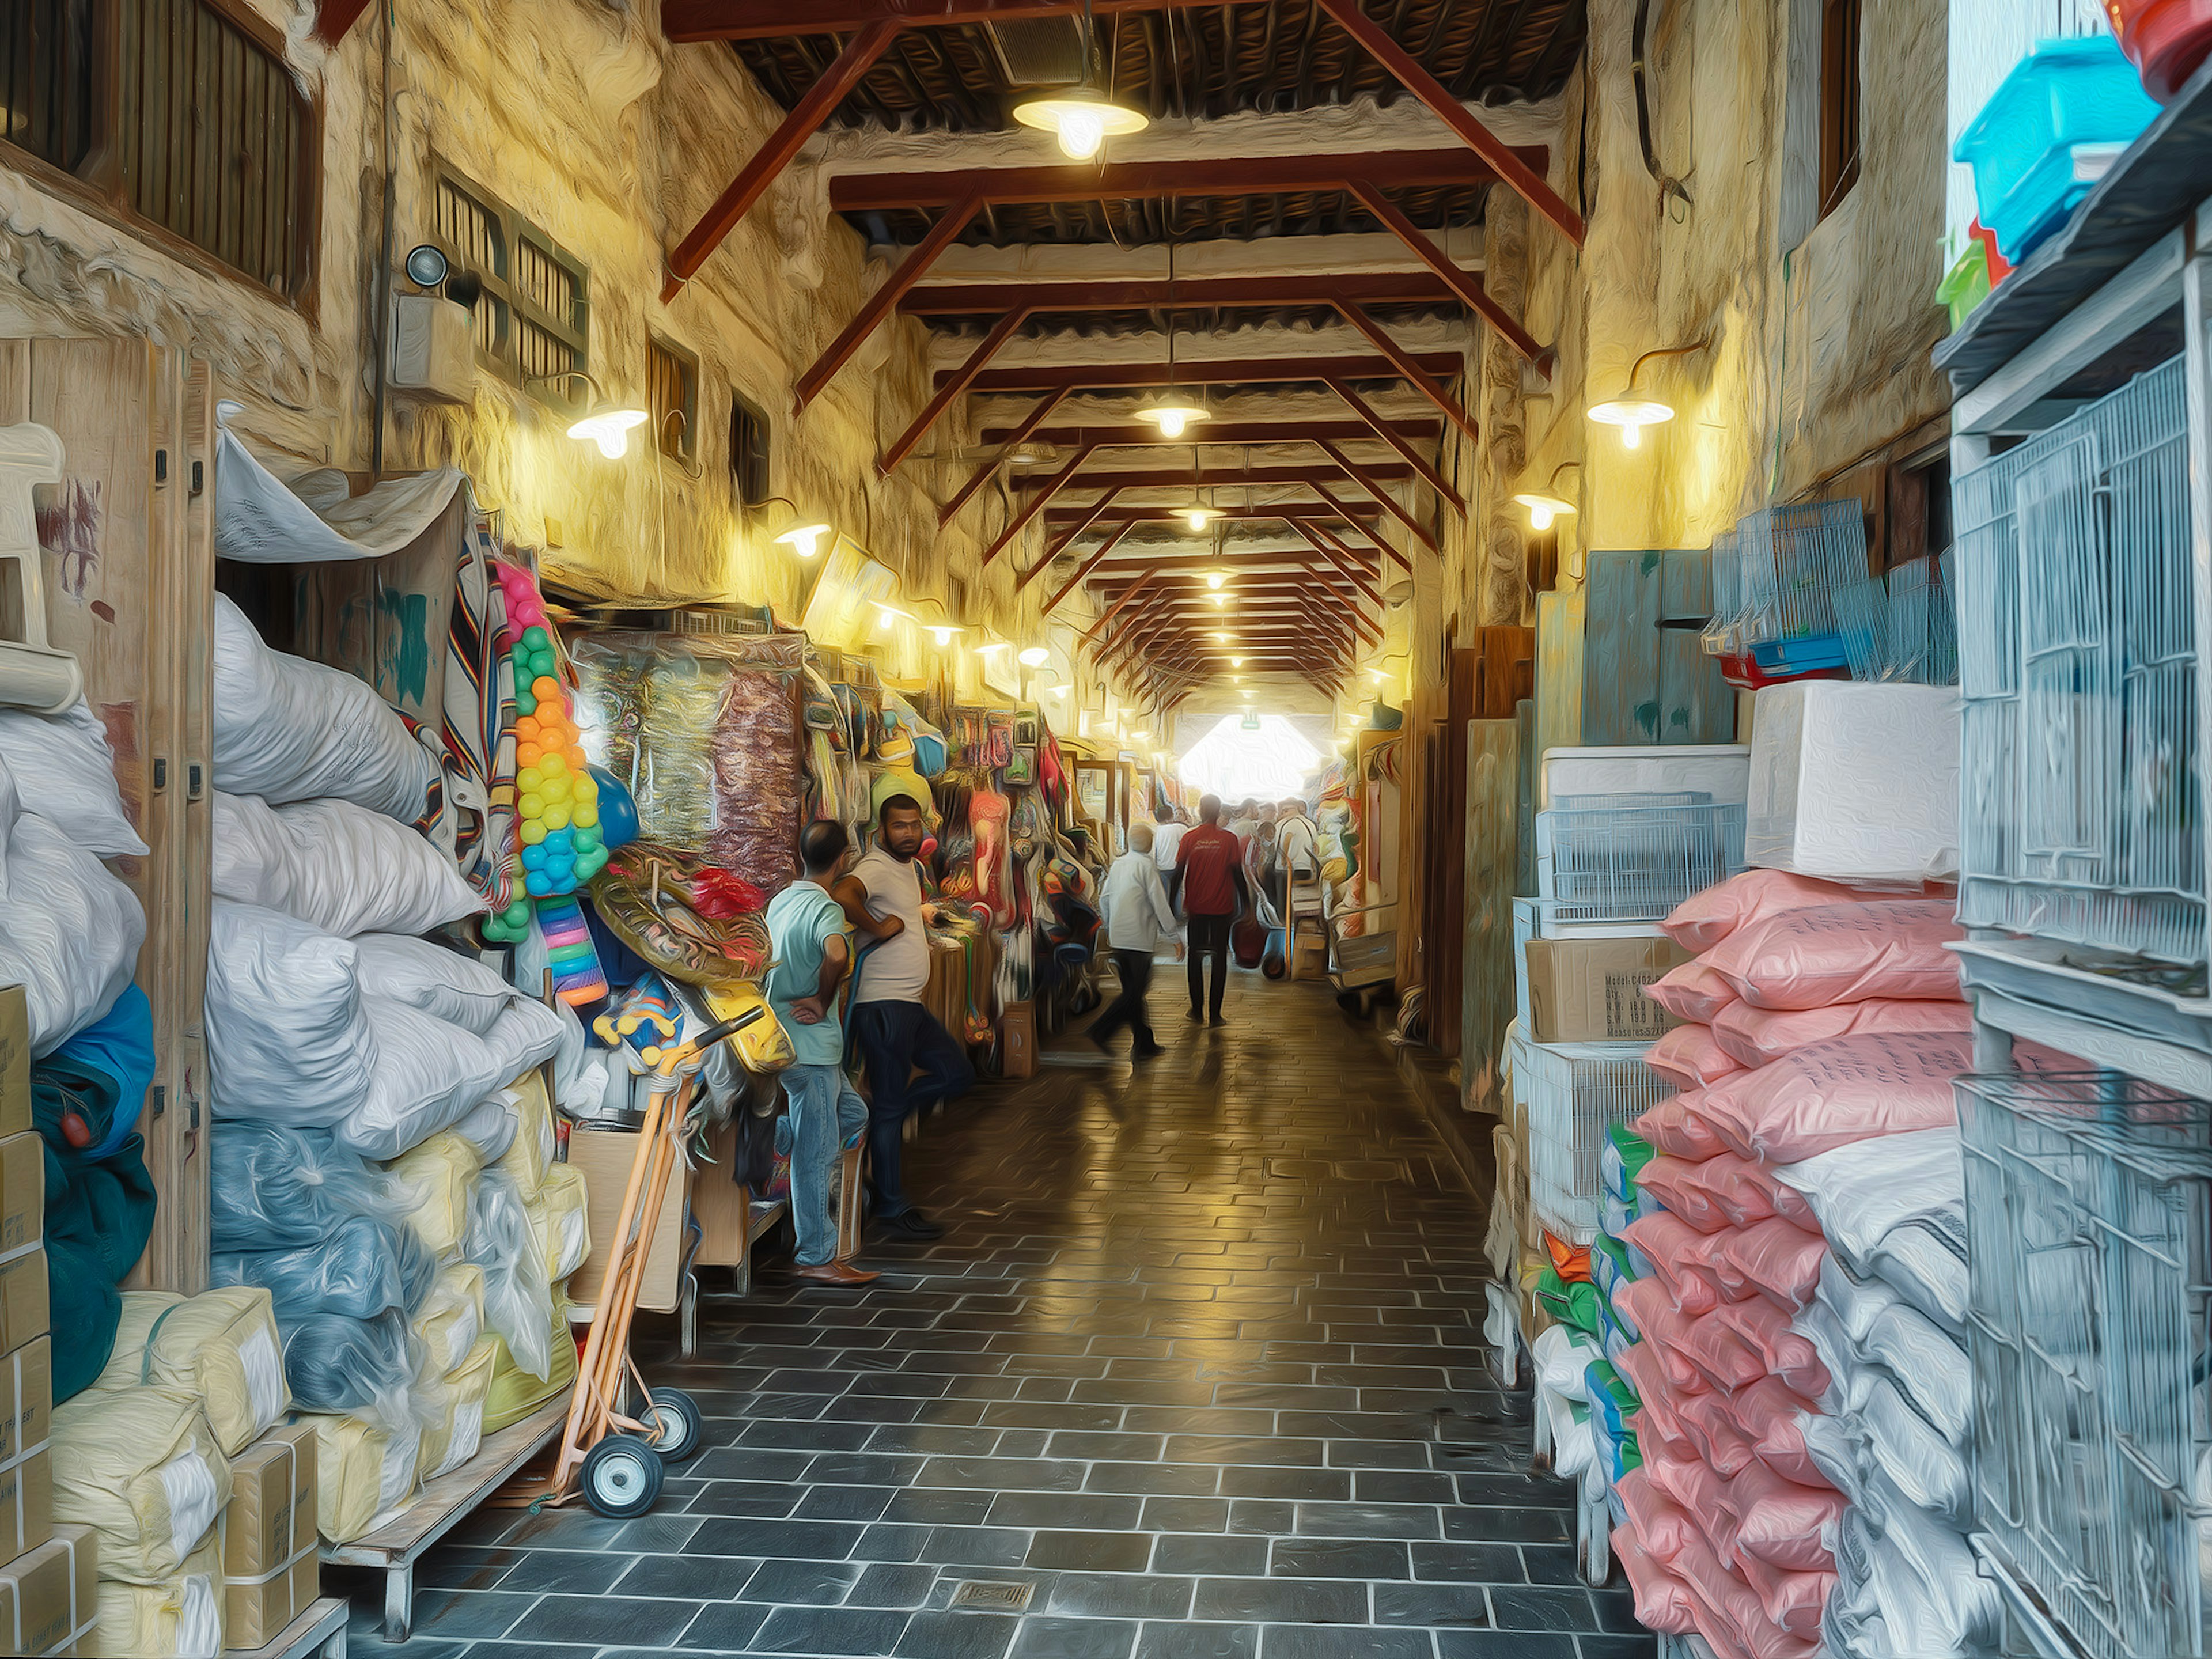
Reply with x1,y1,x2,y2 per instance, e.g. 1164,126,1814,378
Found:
482,562,609,1005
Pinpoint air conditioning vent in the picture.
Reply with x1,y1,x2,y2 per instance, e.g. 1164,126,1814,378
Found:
985,17,1086,86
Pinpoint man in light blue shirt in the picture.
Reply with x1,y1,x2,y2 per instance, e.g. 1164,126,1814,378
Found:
763,820,878,1287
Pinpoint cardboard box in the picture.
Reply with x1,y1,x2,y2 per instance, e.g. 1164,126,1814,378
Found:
1522,937,1691,1044
999,1003,1036,1080
0,1135,47,1360
0,1521,93,1656
566,1131,684,1314
0,988,25,1141
0,1444,54,1564
221,1423,317,1650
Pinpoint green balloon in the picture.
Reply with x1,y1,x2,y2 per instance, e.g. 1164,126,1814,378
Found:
521,626,551,652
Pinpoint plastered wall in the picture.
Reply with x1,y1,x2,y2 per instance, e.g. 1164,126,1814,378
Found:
0,0,1107,709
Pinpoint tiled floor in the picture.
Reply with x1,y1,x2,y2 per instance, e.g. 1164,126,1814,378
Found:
343,969,1646,1659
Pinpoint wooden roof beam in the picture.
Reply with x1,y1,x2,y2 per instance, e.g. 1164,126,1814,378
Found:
937,387,1067,526
980,442,1097,567
978,418,1438,447
1039,522,1135,616
666,0,1221,41
1041,505,1386,528
795,192,979,411
1349,179,1551,372
879,305,1029,475
941,352,1464,394
903,271,1461,317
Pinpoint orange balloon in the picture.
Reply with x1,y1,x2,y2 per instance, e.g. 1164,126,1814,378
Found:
516,716,541,743
517,741,544,768
532,676,560,703
566,746,588,771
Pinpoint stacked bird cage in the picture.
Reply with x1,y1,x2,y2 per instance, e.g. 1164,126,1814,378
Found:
1705,499,1887,686
1521,1041,1676,1245
1536,792,1748,931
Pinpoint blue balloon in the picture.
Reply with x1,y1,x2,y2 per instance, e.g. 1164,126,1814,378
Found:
586,766,641,851
521,844,547,871
547,829,574,855
524,871,551,897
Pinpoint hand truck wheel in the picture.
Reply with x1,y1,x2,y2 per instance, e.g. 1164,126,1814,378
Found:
642,1386,703,1463
580,1433,664,1517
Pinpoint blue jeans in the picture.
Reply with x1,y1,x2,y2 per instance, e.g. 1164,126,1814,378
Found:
849,1000,975,1217
778,1063,868,1267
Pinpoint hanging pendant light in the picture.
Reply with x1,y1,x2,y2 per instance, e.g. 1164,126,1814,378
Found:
1135,240,1210,439
1588,338,1713,450
1172,442,1217,533
1511,461,1583,531
1013,0,1147,160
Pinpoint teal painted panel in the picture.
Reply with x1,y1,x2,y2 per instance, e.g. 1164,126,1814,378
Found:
1462,719,1518,1116
1515,698,1536,899
1578,550,1736,747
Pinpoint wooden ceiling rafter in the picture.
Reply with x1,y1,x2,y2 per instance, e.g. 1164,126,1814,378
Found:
978,416,1438,445
1038,522,1138,614
941,351,1461,393
1020,461,1411,493
937,385,1069,525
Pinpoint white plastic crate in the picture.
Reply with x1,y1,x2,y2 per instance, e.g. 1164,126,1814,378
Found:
1953,353,2202,965
1536,798,1747,929
1521,1039,1675,1244
1537,745,1751,811
1959,1069,2212,1659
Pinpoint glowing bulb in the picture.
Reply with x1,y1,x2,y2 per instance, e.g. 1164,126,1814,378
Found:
975,640,1012,656
1018,646,1050,667
567,406,649,459
1156,408,1190,439
1230,656,1244,668
1056,104,1105,160
1528,501,1555,531
1205,571,1226,589
1621,421,1642,449
774,521,831,558
1210,631,1230,643
1209,592,1227,607
926,625,964,646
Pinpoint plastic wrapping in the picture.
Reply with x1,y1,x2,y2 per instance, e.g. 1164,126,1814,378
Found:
214,1214,434,1325
211,593,434,821
86,1529,222,1659
416,1335,498,1482
461,1172,554,1382
525,1163,590,1286
351,934,541,1038
206,902,369,1124
0,813,147,1057
304,1411,420,1544
335,997,554,1162
483,1296,577,1433
52,1387,233,1584
212,791,483,939
90,1290,289,1457
1703,899,1964,1011
382,1131,483,1258
449,1093,519,1163
412,1264,484,1375
0,697,147,859
571,631,804,895
210,1123,395,1252
496,1074,556,1198
279,1310,418,1419
1745,682,1961,884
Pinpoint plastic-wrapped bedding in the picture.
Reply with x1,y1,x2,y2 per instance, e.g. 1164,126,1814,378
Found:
1826,1471,2001,1657
417,1336,498,1482
525,1163,590,1286
214,1214,435,1325
0,698,148,859
483,1296,577,1434
304,1412,420,1544
351,934,548,1039
52,1387,233,1583
412,1264,484,1376
85,1530,222,1658
1775,1127,1971,1333
278,1309,418,1419
0,810,147,1056
335,997,548,1162
206,903,370,1124
90,1290,289,1457
211,593,435,820
463,1172,554,1382
497,1074,556,1197
449,1093,518,1164
211,1123,395,1252
212,791,483,939
383,1131,483,1259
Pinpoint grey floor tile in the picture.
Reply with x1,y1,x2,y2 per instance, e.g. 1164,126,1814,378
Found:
507,1594,699,1647
1008,1616,1140,1659
1135,1621,1262,1659
894,1611,1022,1658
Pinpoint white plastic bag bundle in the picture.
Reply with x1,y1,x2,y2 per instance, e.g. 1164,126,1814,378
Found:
52,1388,232,1583
89,1290,289,1457
1532,1324,1601,1402
335,998,520,1161
85,1531,222,1658
416,1335,498,1482
412,1264,484,1375
1777,1126,1969,1335
462,1172,554,1382
0,810,146,1055
351,934,531,1035
213,791,483,938
450,1093,518,1162
205,902,370,1123
497,1074,558,1197
279,1309,419,1423
211,593,434,820
1848,1471,2001,1655
0,697,147,858
382,1131,483,1259
305,1411,419,1544
525,1162,590,1286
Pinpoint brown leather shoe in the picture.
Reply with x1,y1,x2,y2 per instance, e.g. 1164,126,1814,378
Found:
794,1260,880,1287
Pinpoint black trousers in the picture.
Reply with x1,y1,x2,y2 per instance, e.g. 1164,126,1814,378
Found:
1187,912,1232,1018
849,1000,975,1217
1089,949,1157,1048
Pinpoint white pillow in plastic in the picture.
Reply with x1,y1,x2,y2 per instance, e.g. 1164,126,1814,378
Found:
52,1387,232,1584
1854,1470,2001,1655
1775,1127,1963,1278
0,697,147,858
1531,1324,1600,1401
1861,1300,1969,1445
212,792,483,938
1816,1253,1905,1349
382,1131,483,1259
304,1411,419,1544
1798,1408,1865,1510
526,1162,591,1286
350,934,520,1035
1857,1374,1970,1525
464,1172,555,1382
413,1264,485,1376
86,1529,222,1659
332,999,513,1163
450,1093,518,1164
206,902,369,1124
1868,1217,1970,1339
0,812,146,1056
90,1289,289,1458
0,752,18,896
211,593,434,820
417,1335,498,1482
497,1074,557,1198
1540,1388,1594,1479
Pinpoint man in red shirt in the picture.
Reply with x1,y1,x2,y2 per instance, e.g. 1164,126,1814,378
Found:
1171,793,1248,1027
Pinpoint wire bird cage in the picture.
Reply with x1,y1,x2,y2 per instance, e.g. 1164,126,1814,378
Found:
1535,793,1748,926
1952,353,2200,965
1958,1070,2212,1659
1883,548,1961,685
1702,500,1884,679
1520,1040,1676,1244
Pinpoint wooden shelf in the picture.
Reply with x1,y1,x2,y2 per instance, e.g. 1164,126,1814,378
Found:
226,1596,349,1659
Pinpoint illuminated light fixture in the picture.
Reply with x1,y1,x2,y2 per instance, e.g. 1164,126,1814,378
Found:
1011,0,1146,158
1588,338,1712,450
1368,667,1388,683
1177,503,1220,533
774,521,833,558
1137,400,1211,440
1205,571,1227,590
527,371,649,460
873,603,911,632
975,639,1012,656
1512,460,1582,532
925,623,965,646
1018,646,1050,667
1229,656,1244,668
1210,631,1231,643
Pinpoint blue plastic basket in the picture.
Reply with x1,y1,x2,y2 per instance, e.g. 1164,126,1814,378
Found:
1953,36,2159,263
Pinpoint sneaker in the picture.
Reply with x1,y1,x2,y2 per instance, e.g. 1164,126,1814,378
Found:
1132,1041,1166,1060
1208,1015,1229,1028
876,1209,946,1240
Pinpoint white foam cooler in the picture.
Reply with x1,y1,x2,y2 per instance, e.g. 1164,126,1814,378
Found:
1745,681,1961,885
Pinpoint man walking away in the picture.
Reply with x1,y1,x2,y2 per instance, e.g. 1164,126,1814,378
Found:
1089,821,1183,1059
836,795,974,1240
762,821,879,1287
1152,808,1187,880
1172,793,1248,1027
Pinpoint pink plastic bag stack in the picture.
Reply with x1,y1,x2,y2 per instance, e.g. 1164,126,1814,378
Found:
1606,873,1972,1659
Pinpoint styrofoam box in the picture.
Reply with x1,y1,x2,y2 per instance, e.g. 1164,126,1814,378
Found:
1746,681,1961,884
1536,745,1751,810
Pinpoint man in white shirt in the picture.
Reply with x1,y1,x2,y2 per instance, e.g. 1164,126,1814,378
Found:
834,794,974,1241
1151,809,1188,880
1088,821,1183,1059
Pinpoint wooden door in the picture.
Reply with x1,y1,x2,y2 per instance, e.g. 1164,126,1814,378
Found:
0,339,213,1291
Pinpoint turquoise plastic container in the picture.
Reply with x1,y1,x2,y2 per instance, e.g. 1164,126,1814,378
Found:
1953,36,2160,262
